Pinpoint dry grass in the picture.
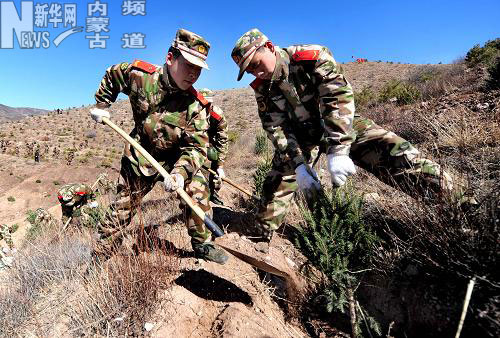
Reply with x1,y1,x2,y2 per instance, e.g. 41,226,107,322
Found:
360,89,500,336
408,63,473,99
0,192,183,337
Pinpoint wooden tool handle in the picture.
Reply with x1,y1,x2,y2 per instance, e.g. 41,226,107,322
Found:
102,117,224,237
204,166,259,201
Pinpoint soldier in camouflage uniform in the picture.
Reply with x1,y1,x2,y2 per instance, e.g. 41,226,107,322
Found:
57,183,99,226
231,29,463,252
0,224,16,269
0,224,14,250
90,29,228,264
34,208,57,228
199,88,229,205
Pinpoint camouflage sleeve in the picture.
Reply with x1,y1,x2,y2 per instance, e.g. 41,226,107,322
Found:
94,62,132,108
210,106,229,166
313,47,355,156
255,90,305,168
171,105,209,181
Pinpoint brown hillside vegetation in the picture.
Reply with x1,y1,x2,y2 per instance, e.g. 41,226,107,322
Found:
0,54,499,337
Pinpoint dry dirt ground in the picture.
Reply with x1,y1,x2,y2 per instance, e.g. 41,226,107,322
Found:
1,61,496,337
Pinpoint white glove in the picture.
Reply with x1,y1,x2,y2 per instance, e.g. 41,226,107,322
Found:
327,154,356,187
162,173,184,192
216,168,226,179
87,201,99,209
295,164,321,192
90,108,110,124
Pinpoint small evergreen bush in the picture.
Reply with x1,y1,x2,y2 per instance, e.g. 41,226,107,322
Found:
465,38,500,68
295,187,381,336
486,56,500,90
354,87,377,109
254,131,269,155
379,79,421,105
253,158,273,198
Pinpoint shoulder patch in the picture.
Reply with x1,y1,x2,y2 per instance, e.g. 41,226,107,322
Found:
210,106,223,121
250,78,264,90
131,59,157,74
189,86,209,107
292,50,320,62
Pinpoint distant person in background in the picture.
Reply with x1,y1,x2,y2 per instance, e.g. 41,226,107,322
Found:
34,143,40,163
58,183,98,227
231,28,471,252
199,88,229,206
0,224,14,250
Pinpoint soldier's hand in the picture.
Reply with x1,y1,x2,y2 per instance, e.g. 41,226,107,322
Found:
295,164,321,193
162,173,185,192
327,154,356,187
90,108,110,124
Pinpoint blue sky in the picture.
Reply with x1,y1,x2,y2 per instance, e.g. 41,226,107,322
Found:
0,0,498,110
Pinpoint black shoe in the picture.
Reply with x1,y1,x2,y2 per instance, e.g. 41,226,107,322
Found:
192,242,229,264
210,192,224,206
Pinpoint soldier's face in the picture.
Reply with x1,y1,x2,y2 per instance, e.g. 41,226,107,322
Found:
166,53,202,90
246,46,276,80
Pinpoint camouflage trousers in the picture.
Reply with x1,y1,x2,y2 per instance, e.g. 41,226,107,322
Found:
106,157,212,244
257,116,456,233
61,204,95,227
207,161,222,198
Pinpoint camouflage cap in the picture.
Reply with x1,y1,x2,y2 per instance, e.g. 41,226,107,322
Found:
231,28,269,81
172,28,210,70
199,88,214,103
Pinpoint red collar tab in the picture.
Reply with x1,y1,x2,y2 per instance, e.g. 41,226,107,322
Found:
292,50,320,62
76,191,86,196
250,78,264,90
210,109,222,121
57,195,63,200
132,59,157,74
189,86,209,107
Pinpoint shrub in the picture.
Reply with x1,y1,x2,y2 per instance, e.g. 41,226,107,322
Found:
465,38,500,68
485,56,500,90
25,209,37,225
354,87,377,109
253,158,273,198
10,223,19,233
379,79,421,105
35,179,41,183
227,130,239,143
408,64,468,99
254,131,269,155
25,210,56,241
79,205,110,229
53,180,60,186
7,196,15,202
295,187,380,336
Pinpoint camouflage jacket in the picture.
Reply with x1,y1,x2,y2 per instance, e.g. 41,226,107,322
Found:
58,183,94,208
95,60,209,179
207,104,228,166
250,45,355,168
